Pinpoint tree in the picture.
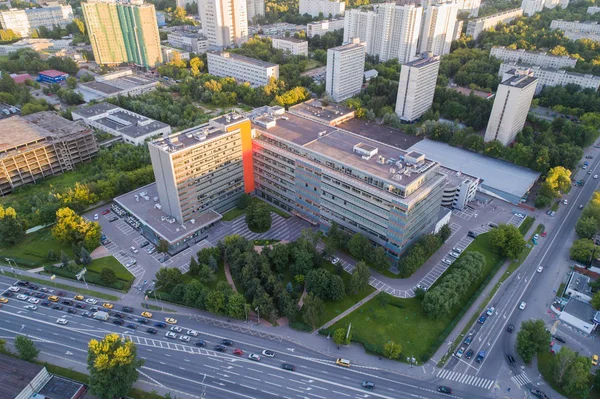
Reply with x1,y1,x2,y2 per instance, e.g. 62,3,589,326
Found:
516,319,551,363
188,256,200,275
369,246,389,272
302,293,324,330
88,333,144,399
66,76,77,89
333,327,350,345
52,207,101,251
544,166,572,197
227,293,246,319
439,224,452,242
552,347,578,387
246,201,272,232
189,57,204,76
80,247,91,266
305,268,331,300
488,224,526,258
269,243,290,273
576,216,598,239
382,341,402,359
564,356,592,397
349,261,371,294
60,250,70,268
592,291,600,310
15,335,39,361
0,338,5,353
100,267,117,285
157,239,169,253
237,193,252,210
328,274,346,301
155,267,183,292
570,238,595,263
0,205,25,245
348,233,370,261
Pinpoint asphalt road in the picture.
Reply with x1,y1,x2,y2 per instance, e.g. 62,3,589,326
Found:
439,142,600,397
0,277,491,399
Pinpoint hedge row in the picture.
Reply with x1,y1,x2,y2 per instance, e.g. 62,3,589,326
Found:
43,265,129,291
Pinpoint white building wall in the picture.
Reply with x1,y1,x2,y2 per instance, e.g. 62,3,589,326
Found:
490,46,578,69
466,8,523,38
498,62,600,93
299,0,345,18
272,37,309,56
521,0,544,16
307,18,344,37
588,6,600,14
0,5,73,37
199,0,248,47
419,2,458,56
454,0,481,17
326,40,366,102
207,51,279,87
247,0,265,23
395,55,440,122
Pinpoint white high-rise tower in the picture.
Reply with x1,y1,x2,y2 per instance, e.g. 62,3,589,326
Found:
199,0,248,47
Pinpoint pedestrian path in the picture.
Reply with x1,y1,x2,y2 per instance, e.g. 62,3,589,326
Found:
317,290,380,331
121,333,220,357
436,369,495,390
207,213,309,245
511,372,531,387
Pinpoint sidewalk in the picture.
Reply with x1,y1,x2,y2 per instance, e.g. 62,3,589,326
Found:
317,289,379,331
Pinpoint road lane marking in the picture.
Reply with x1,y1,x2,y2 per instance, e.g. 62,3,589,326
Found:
332,391,350,397
265,381,281,387
239,384,257,390
246,376,261,382
269,373,285,379
247,367,263,373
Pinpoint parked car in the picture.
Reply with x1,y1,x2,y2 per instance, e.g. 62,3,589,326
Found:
165,332,177,339
465,349,474,359
463,336,473,346
553,335,566,344
486,307,495,316
478,315,487,324
455,347,465,358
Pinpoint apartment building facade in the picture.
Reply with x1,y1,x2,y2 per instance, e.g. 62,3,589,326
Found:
199,0,248,47
0,112,98,195
455,0,481,17
419,1,458,56
521,0,544,16
246,0,265,22
344,3,422,63
395,55,440,122
490,46,578,69
307,18,345,37
207,51,279,87
466,8,523,38
0,4,73,37
271,36,309,56
551,20,600,41
299,0,345,18
326,39,366,102
499,62,600,93
167,31,209,53
82,0,162,68
484,73,537,146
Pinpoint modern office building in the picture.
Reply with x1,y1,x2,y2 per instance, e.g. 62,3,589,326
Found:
168,31,209,53
455,0,481,17
199,0,248,47
82,0,162,68
395,55,440,122
299,0,345,18
0,112,98,195
490,46,578,69
307,18,345,37
498,63,600,94
484,73,537,146
72,102,171,145
440,168,479,210
326,39,366,102
77,69,159,101
246,0,265,22
466,8,523,38
419,1,458,56
207,51,279,87
521,0,544,16
0,4,73,37
272,36,309,56
251,102,446,258
344,2,423,63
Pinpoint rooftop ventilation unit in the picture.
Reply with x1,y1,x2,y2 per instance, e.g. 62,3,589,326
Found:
377,156,386,165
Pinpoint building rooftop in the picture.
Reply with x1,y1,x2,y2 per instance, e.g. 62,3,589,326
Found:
407,139,540,204
289,99,355,126
38,69,68,77
10,73,32,84
563,298,597,323
503,62,600,79
568,271,593,297
405,55,441,68
208,51,278,68
36,375,86,399
114,183,222,243
329,42,364,52
337,118,423,150
0,353,44,399
501,74,538,89
471,7,522,21
80,73,157,95
272,36,306,43
491,46,578,61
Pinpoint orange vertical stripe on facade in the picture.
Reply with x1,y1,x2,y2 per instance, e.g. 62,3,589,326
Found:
228,120,255,193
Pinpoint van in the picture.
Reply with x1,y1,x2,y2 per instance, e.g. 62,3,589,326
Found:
336,358,351,367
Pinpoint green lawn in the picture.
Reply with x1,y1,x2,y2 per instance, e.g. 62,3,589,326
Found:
221,197,291,222
0,55,8,62
519,216,535,235
305,59,323,70
0,227,71,268
87,256,134,282
323,232,504,362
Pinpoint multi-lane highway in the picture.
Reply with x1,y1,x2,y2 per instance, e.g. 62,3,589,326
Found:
0,276,491,399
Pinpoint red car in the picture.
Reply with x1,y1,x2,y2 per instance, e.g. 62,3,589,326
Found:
541,231,547,237
233,349,244,356
102,209,110,215
57,291,66,297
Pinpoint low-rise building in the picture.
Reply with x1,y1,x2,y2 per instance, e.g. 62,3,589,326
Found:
250,22,305,36
167,31,209,53
559,298,600,335
161,46,190,63
271,36,309,56
306,18,345,38
440,168,479,210
498,62,600,94
565,271,594,303
77,69,159,101
72,103,171,146
0,112,98,195
466,8,523,38
490,46,578,69
37,69,68,84
0,38,70,55
207,51,279,87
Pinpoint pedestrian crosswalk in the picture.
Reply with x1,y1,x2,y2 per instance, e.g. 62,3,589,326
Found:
511,372,531,387
436,369,495,390
121,334,220,357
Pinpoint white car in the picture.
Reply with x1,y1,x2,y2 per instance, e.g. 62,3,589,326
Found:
179,335,191,342
85,298,98,305
330,256,340,265
262,350,275,358
165,332,177,339
24,304,37,311
94,213,99,220
442,259,452,265
563,199,568,205
537,266,544,273
28,297,39,304
595,175,598,179
8,286,19,292
130,246,139,254
17,294,28,300
248,353,261,361
519,302,527,310
187,330,199,337
170,326,183,333
486,307,495,316
56,318,68,325
533,234,539,240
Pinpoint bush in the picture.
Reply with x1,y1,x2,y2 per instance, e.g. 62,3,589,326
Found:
397,233,444,277
291,321,314,332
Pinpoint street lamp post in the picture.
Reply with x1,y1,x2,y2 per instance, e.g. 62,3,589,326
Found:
256,307,260,325
5,258,17,278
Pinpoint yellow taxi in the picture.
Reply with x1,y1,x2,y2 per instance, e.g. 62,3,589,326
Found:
74,295,84,301
165,317,178,324
102,302,114,309
48,295,59,302
336,358,351,368
141,311,153,318
0,297,8,304
593,355,598,366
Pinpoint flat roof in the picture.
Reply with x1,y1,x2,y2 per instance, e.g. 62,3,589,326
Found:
501,74,538,89
408,139,539,202
404,55,440,68
563,298,597,322
272,36,306,43
330,42,364,52
492,46,577,60
289,100,354,124
80,81,122,95
37,375,86,399
73,102,119,117
115,183,222,243
39,69,67,77
208,51,278,68
568,271,592,296
0,353,44,399
337,118,423,150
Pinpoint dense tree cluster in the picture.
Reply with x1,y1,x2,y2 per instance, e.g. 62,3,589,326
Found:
549,347,593,398
245,200,272,232
43,83,84,105
575,192,600,240
488,224,526,259
477,0,521,17
438,48,501,92
426,87,493,130
536,166,572,208
516,319,551,363
52,207,102,251
397,226,451,277
538,85,600,117
0,48,79,75
326,222,390,273
0,29,20,42
422,251,486,317
0,205,25,246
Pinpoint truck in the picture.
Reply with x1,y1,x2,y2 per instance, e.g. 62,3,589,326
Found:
476,350,486,364
93,311,109,321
